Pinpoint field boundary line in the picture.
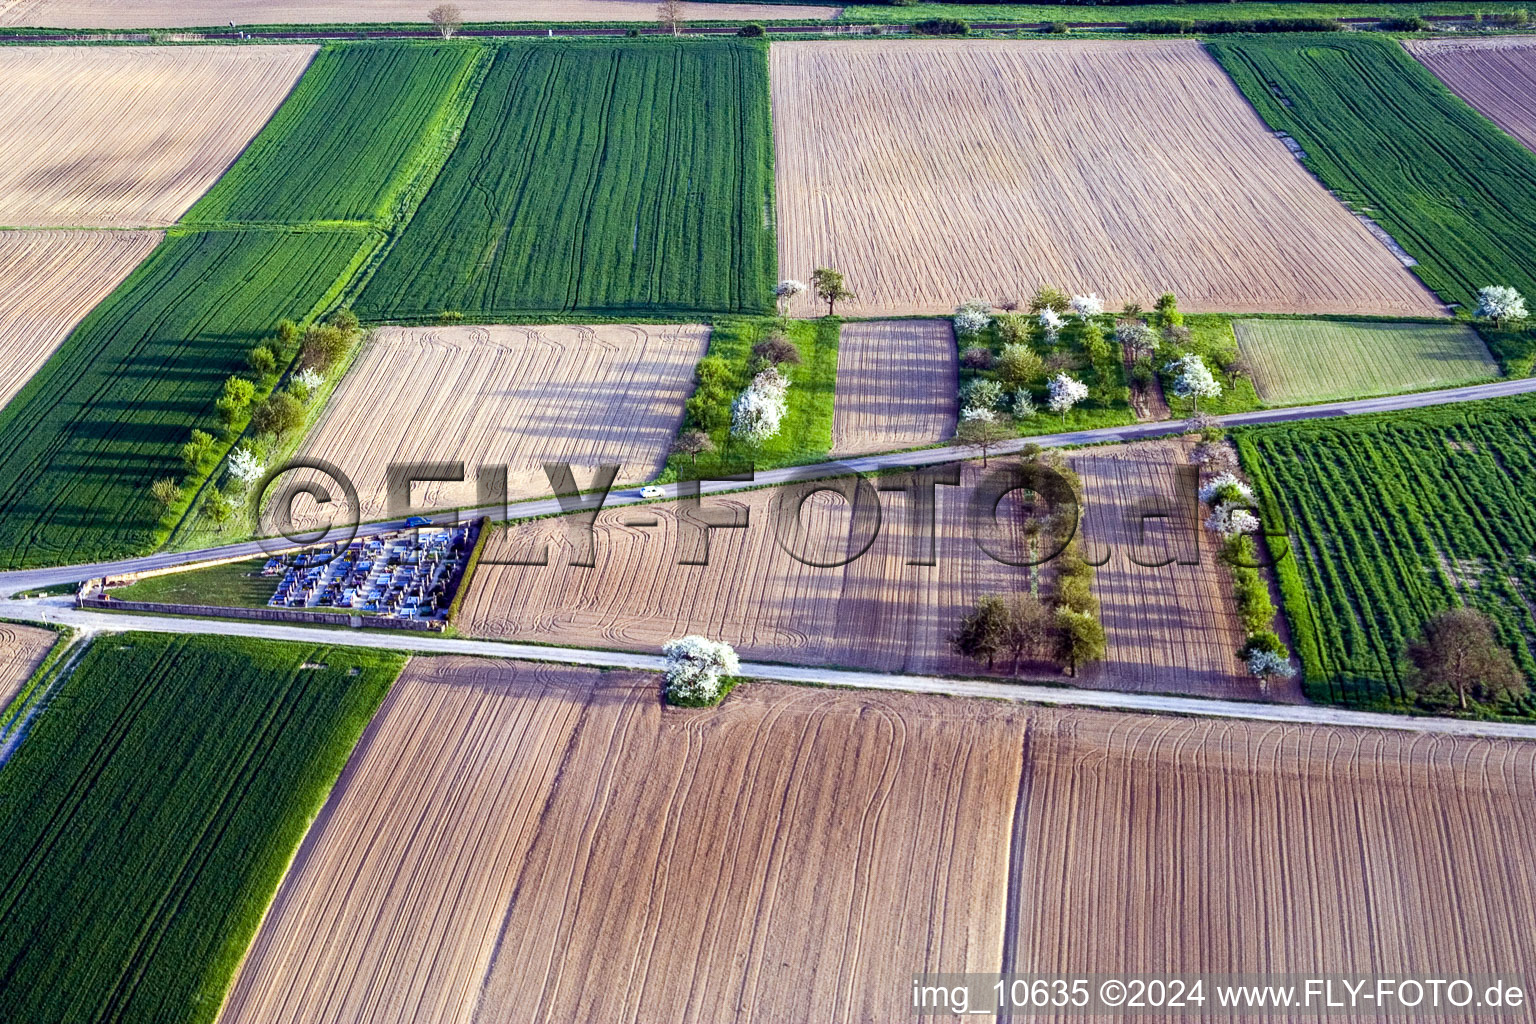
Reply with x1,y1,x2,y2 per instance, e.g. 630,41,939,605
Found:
9,599,1536,740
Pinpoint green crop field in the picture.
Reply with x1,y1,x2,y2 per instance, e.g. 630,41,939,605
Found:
0,228,377,570
356,39,775,321
184,42,489,227
1234,318,1499,405
0,633,403,1024
111,558,277,608
1238,396,1536,715
1207,34,1536,310
842,1,1534,21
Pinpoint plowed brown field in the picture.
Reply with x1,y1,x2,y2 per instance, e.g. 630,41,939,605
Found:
220,661,1025,1024
0,0,841,26
295,324,710,520
830,319,958,457
771,39,1444,318
0,622,56,712
460,461,1039,677
0,45,314,228
0,230,162,409
1072,441,1291,700
1407,37,1536,154
1008,714,1536,1022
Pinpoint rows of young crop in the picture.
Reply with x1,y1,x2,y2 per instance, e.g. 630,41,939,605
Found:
1206,34,1536,310
183,42,490,227
1238,396,1536,712
0,228,376,569
0,632,404,1024
356,39,775,320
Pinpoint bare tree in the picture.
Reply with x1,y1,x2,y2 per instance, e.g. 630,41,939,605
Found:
428,3,463,38
657,0,685,37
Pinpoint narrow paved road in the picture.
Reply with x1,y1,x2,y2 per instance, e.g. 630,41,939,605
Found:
3,373,1532,593
9,598,1536,740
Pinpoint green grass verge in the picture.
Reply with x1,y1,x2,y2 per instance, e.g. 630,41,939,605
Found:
662,316,839,478
1479,322,1536,378
1155,314,1263,416
109,559,277,608
184,42,491,227
1235,394,1536,717
1233,317,1498,405
0,228,377,570
840,1,1534,21
355,38,776,321
1206,33,1536,310
0,632,405,1024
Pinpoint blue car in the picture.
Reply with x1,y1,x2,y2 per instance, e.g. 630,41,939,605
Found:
404,515,432,528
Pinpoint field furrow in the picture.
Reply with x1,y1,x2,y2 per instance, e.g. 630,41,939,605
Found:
771,39,1442,318
0,622,56,715
0,0,842,25
1406,37,1536,156
0,45,315,228
830,319,958,458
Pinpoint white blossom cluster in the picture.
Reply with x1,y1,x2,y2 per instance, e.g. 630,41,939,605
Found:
1068,293,1103,319
1198,472,1253,506
1115,319,1157,358
774,279,806,314
291,367,325,399
1165,353,1222,401
953,298,992,337
730,366,790,443
1037,308,1064,345
960,405,997,425
1476,285,1528,323
662,635,740,704
962,377,1005,413
228,446,265,487
1047,373,1088,416
1200,473,1259,538
1245,647,1297,680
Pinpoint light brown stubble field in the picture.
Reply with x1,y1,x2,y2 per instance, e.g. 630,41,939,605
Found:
0,45,315,228
1406,37,1536,154
1008,713,1536,1023
830,319,958,457
771,39,1445,318
219,661,1026,1024
0,230,162,409
461,443,1255,696
0,622,57,713
294,324,710,521
0,0,842,26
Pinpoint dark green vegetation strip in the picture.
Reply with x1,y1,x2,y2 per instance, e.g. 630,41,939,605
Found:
1206,34,1536,310
0,229,376,569
357,39,775,321
184,42,488,227
842,1,1534,21
0,633,404,1024
1237,395,1536,716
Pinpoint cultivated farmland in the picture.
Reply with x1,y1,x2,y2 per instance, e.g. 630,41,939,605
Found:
356,40,775,320
0,228,377,569
459,462,1038,677
0,45,315,228
1009,714,1536,1002
0,230,161,409
219,657,595,1024
293,323,709,521
1238,396,1536,713
770,39,1442,319
1234,318,1499,406
0,0,842,25
0,633,404,1024
1209,34,1536,309
0,623,56,714
829,319,957,457
1407,37,1536,155
1072,442,1273,700
186,43,488,226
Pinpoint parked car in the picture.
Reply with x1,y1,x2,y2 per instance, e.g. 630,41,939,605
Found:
404,515,432,528
639,486,666,499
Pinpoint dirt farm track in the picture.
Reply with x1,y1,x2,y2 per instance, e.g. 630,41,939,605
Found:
771,39,1445,318
218,656,1536,1024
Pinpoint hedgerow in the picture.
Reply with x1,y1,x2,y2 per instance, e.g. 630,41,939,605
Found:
0,633,404,1024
